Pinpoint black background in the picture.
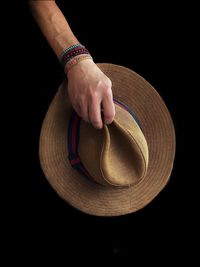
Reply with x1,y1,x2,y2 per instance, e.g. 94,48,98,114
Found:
4,0,198,264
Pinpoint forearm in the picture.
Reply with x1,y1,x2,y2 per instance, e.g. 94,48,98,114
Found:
29,0,79,57
29,1,115,129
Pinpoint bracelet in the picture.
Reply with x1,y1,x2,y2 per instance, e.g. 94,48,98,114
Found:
61,47,90,65
60,43,90,69
60,43,84,59
64,54,93,74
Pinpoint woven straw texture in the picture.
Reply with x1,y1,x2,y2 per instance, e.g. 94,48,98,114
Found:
39,63,175,216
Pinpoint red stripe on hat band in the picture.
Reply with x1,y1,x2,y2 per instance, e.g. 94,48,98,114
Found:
70,158,81,165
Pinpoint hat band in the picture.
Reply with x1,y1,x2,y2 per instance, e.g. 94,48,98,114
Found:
67,99,141,180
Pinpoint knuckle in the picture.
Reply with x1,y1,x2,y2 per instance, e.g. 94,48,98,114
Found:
105,79,112,88
89,91,98,102
103,86,112,98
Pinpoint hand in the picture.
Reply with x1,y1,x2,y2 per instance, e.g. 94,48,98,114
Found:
66,59,115,129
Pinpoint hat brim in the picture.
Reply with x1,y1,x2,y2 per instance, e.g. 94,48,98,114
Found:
39,63,176,216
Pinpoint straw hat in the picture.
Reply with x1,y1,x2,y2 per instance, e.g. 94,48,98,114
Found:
39,63,175,216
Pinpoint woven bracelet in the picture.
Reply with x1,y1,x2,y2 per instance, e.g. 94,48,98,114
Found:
64,54,93,74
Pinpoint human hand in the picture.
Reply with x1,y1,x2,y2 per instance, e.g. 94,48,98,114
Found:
66,59,115,129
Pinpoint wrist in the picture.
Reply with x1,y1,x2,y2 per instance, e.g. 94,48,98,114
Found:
60,44,90,67
59,43,93,73
64,54,93,76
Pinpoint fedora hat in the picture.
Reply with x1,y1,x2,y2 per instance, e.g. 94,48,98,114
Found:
39,63,175,216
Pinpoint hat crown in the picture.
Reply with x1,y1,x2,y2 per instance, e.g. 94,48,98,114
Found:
78,102,149,187
40,64,176,216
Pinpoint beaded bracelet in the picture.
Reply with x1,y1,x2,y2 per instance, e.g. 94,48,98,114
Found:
61,47,90,65
60,43,84,59
64,54,93,74
60,43,90,69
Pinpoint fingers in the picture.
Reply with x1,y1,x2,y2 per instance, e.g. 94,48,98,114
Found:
70,98,89,123
67,60,115,129
82,85,115,128
101,90,115,125
72,96,103,128
88,89,115,129
88,95,103,129
80,102,89,123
